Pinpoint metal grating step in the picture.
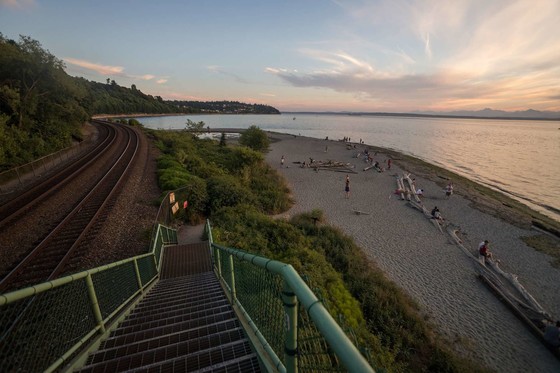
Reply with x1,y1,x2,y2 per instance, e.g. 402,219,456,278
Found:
119,298,230,328
126,293,228,321
132,285,225,311
150,272,217,292
146,278,221,300
193,354,261,373
102,311,238,350
112,304,233,337
80,328,249,373
161,243,213,278
125,340,259,373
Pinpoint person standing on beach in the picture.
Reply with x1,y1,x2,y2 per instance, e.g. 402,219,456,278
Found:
445,182,454,198
281,155,285,167
387,158,392,170
345,175,350,198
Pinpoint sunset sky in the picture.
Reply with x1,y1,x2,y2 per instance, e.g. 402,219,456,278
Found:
1,0,559,112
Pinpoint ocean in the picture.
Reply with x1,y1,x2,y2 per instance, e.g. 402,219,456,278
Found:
137,113,560,223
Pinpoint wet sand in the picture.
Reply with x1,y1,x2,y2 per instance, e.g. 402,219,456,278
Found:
265,133,560,372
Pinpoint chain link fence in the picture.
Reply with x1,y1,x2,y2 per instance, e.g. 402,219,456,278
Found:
0,224,176,372
208,225,375,373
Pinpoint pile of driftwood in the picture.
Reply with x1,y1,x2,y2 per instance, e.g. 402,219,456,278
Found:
395,173,443,233
309,159,357,173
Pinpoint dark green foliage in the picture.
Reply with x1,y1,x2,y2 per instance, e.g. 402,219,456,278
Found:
239,125,270,152
206,175,254,215
185,119,206,132
0,34,88,170
153,130,292,222
128,118,142,127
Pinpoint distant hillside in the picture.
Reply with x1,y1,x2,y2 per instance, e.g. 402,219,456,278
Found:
414,108,560,120
167,100,280,114
288,109,560,121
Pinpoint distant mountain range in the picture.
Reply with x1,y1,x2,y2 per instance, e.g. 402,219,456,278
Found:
413,108,560,120
287,108,560,120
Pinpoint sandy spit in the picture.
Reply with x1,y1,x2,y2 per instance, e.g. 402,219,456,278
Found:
265,133,560,373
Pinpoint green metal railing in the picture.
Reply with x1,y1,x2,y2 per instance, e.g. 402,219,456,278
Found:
0,224,177,373
206,220,375,373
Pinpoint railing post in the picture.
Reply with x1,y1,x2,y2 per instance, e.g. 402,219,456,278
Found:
85,273,106,333
133,258,143,293
283,280,298,373
216,248,222,277
229,253,236,302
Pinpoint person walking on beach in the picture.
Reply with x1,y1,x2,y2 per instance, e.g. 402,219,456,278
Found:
478,240,493,263
445,182,454,198
281,155,285,167
345,175,350,198
387,158,392,170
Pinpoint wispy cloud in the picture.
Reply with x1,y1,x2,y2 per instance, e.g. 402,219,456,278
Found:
64,57,168,84
267,0,560,110
207,65,248,84
0,0,36,9
64,58,124,76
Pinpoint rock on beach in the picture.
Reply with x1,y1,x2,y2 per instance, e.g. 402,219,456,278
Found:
265,132,560,373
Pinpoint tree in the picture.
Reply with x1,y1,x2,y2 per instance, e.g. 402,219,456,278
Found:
185,119,206,132
239,125,269,152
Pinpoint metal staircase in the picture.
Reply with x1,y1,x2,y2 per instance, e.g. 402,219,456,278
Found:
76,242,261,372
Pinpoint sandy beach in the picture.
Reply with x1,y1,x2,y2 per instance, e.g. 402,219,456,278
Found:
265,133,560,372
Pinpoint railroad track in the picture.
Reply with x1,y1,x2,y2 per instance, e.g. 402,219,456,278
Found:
0,120,140,292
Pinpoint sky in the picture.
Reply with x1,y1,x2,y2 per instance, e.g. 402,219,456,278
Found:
1,0,559,113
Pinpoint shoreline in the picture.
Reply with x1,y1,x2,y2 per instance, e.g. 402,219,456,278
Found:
263,131,560,372
265,131,560,238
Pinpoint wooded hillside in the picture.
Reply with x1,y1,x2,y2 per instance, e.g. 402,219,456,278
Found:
0,34,279,170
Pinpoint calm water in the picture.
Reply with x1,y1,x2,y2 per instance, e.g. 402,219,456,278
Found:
138,114,560,222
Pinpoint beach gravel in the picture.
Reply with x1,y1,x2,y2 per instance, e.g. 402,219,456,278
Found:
266,133,560,373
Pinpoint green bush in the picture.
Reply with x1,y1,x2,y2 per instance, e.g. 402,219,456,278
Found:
239,125,270,152
206,175,255,215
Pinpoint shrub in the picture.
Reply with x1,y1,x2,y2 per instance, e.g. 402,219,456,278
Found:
206,175,255,215
239,125,270,152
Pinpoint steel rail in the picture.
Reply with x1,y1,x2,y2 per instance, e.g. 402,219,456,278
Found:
0,122,115,229
0,124,140,292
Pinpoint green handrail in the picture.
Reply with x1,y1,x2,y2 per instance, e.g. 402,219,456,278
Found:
206,220,374,373
0,223,178,372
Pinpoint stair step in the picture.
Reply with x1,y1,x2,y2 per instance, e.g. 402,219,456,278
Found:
146,280,221,300
125,294,228,323
135,285,224,309
131,352,260,373
102,311,238,349
112,305,233,337
80,329,250,372
151,273,217,292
